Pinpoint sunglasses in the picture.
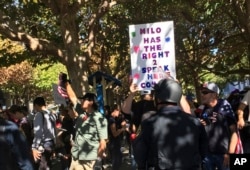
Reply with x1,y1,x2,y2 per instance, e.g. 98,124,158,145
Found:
201,91,213,95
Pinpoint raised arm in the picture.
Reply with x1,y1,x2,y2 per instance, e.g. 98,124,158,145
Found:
121,83,138,114
65,82,78,106
237,103,247,129
237,90,250,129
180,95,192,114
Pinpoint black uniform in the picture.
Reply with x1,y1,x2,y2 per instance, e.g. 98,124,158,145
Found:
134,106,208,170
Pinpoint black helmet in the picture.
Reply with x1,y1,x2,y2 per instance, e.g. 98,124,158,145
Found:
154,78,182,104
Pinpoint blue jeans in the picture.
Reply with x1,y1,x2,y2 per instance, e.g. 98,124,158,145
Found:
202,154,229,170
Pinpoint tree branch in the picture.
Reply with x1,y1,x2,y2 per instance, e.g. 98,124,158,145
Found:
230,0,250,34
88,1,116,57
0,12,65,59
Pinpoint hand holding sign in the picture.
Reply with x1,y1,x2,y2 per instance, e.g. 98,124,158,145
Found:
129,83,139,95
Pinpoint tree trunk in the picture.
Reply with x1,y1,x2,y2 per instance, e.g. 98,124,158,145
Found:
59,6,91,95
65,55,90,96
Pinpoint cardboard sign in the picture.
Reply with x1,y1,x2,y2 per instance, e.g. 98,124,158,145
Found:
129,21,176,91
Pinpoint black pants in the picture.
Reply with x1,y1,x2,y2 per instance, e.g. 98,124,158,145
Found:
109,140,122,170
34,141,55,170
34,149,53,170
240,126,250,154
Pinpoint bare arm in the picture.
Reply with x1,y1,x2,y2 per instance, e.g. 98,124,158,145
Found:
121,93,135,114
237,103,247,129
228,124,238,153
223,124,238,167
98,139,107,158
121,83,138,114
172,78,191,114
180,95,191,114
65,82,78,106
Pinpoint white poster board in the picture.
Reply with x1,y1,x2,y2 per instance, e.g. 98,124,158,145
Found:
129,21,176,91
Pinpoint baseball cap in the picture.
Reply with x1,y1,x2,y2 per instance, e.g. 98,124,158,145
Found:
202,82,220,94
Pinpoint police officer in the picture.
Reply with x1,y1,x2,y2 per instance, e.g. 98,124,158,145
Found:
133,78,208,170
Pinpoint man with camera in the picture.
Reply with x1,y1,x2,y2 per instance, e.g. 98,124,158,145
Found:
199,82,238,170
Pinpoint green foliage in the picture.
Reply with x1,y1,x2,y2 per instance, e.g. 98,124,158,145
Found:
0,0,250,102
0,36,26,67
32,63,67,90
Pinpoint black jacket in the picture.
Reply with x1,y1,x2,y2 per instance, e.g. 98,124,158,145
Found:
0,118,33,170
133,106,208,170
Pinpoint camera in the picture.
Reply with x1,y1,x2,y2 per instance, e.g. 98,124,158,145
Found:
201,109,213,125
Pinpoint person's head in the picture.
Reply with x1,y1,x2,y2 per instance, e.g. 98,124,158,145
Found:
58,106,69,120
104,105,111,116
78,93,98,112
33,97,46,112
200,82,220,106
20,106,29,116
140,90,154,101
111,104,121,118
0,107,10,120
8,105,25,120
154,78,182,108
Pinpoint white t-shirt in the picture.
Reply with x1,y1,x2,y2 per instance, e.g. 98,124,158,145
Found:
241,90,250,121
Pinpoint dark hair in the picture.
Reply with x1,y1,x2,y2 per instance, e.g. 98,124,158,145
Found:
79,93,99,110
20,106,29,116
112,104,120,111
33,97,46,106
8,105,21,114
9,105,29,116
104,105,111,111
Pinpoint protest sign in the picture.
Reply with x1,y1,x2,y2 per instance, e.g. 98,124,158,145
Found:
129,21,176,91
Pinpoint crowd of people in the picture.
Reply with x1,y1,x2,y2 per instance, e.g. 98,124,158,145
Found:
0,72,250,170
